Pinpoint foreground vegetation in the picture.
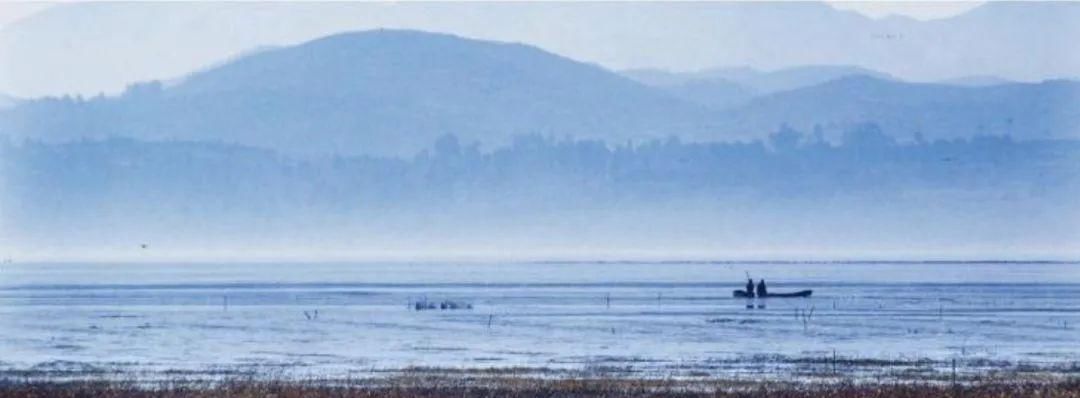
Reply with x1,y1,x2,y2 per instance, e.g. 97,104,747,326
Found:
3,376,1079,398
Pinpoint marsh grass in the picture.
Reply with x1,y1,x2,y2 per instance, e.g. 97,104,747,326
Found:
3,356,1078,397
1,375,1079,398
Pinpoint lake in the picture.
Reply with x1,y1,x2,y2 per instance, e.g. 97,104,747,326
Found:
1,261,1078,380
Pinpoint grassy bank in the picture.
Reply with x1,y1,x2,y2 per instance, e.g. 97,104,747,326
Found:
2,376,1079,398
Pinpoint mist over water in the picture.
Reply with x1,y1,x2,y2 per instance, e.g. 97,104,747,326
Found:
2,262,1077,379
3,130,1078,261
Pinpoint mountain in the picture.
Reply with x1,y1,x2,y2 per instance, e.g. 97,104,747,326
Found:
713,76,1080,142
2,31,1077,156
3,2,1079,98
621,69,1080,142
0,30,715,157
620,69,757,110
161,45,281,88
703,65,894,94
939,75,1016,87
619,68,701,88
622,65,894,110
625,65,893,93
660,78,758,110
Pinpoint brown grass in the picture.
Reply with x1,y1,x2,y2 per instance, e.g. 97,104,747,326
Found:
2,376,1079,398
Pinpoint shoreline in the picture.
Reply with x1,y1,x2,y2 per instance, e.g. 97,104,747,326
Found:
1,373,1078,398
4,354,1078,384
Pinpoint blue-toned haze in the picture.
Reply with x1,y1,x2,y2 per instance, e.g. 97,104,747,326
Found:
1,1,1078,97
0,2,1077,261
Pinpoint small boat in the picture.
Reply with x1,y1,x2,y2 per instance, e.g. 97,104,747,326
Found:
733,289,812,298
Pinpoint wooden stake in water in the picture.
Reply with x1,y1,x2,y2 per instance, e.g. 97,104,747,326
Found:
952,358,958,387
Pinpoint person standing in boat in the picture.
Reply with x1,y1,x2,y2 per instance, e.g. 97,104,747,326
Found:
756,279,768,297
746,278,755,297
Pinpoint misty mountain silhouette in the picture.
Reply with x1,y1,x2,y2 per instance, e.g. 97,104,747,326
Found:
622,65,895,110
1,30,715,157
714,75,1080,142
938,75,1016,87
5,1,1079,98
1,29,1078,156
625,65,893,95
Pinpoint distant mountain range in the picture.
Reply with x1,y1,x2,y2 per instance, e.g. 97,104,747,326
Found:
1,29,1078,157
3,1,1079,98
622,65,895,110
938,75,1017,87
716,75,1080,142
0,30,716,157
624,65,893,94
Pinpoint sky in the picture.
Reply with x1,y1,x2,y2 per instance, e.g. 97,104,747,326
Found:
0,2,51,28
825,1,985,19
0,1,987,29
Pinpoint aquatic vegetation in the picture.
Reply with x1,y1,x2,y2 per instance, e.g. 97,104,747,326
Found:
1,375,1079,398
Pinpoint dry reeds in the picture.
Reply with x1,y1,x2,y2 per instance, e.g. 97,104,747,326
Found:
1,376,1078,398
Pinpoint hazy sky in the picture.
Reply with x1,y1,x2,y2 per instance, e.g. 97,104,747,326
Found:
0,1,988,28
825,1,984,19
0,2,50,28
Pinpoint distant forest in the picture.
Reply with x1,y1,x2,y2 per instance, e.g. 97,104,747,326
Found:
4,123,1079,254
4,123,1078,210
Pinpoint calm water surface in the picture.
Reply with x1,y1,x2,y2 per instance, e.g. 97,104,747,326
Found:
1,262,1078,378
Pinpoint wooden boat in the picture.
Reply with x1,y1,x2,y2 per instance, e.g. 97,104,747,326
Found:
732,289,812,298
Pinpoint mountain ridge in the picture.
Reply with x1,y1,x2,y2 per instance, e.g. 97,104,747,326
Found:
1,30,717,157
621,65,896,110
3,1,1079,98
2,30,1079,157
714,75,1080,142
